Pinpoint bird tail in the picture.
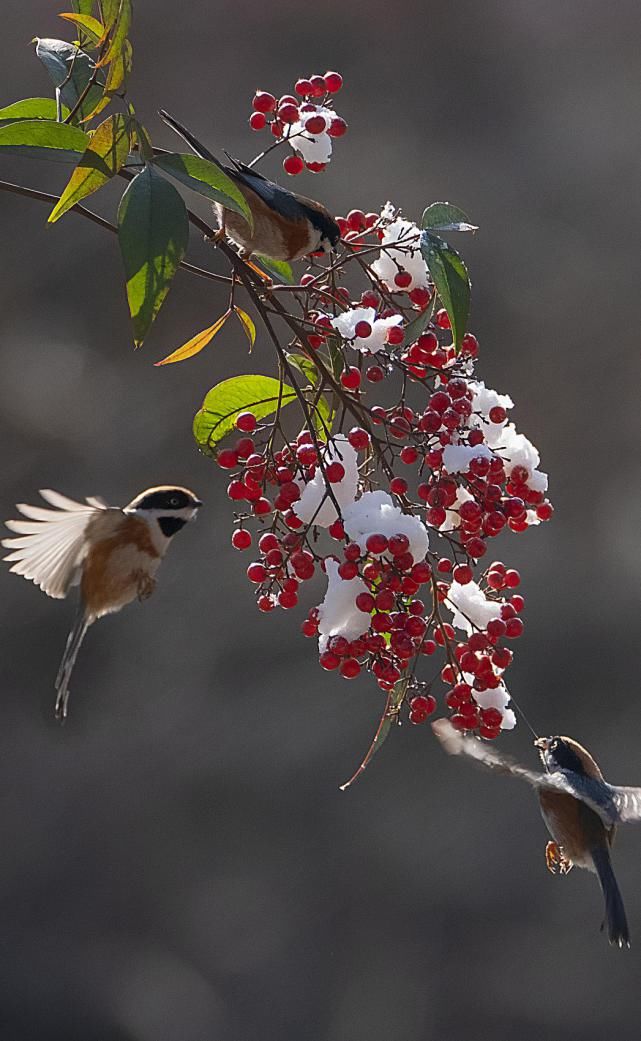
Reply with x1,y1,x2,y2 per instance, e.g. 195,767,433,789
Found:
54,607,90,722
158,109,222,167
592,844,630,948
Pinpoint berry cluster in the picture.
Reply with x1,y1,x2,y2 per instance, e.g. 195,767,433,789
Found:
249,71,348,175
206,72,552,761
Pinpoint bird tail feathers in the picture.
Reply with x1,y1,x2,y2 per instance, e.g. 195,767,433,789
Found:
592,844,630,948
54,608,89,722
158,109,222,167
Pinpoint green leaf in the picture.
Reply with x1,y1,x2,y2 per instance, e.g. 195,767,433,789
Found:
104,37,132,93
49,113,130,222
155,310,231,365
340,679,407,791
403,301,433,345
70,0,94,13
254,255,295,284
153,152,252,226
0,118,89,162
194,375,297,453
0,98,69,123
98,0,132,66
421,202,478,234
117,165,189,347
286,352,318,386
34,38,103,120
310,392,333,441
234,306,256,350
59,12,105,45
420,231,471,352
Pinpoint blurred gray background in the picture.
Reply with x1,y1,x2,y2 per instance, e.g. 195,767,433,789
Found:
1,1,641,1038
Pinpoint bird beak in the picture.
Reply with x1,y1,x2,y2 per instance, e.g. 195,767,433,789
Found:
534,738,549,750
193,499,203,508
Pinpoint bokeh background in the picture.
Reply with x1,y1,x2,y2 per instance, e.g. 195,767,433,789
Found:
1,2,640,1038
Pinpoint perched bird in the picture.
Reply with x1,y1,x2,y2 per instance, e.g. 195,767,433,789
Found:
158,109,341,262
2,486,201,720
433,718,641,948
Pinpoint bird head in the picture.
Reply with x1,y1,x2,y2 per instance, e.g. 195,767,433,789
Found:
534,735,603,780
125,486,202,538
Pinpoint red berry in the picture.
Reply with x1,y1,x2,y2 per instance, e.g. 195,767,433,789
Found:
366,365,384,383
435,308,451,329
355,592,375,613
252,91,277,113
236,411,257,432
232,529,252,550
217,448,238,469
319,650,340,670
227,480,246,502
354,320,372,339
394,270,412,289
461,333,479,356
283,154,304,176
347,426,369,450
388,533,410,556
249,111,267,131
295,78,313,96
453,564,473,585
536,501,554,521
505,617,524,639
278,589,298,609
489,406,507,424
390,477,408,496
511,594,525,612
247,562,267,583
347,209,366,231
341,366,361,390
340,658,361,679
301,618,318,637
323,71,343,93
325,461,345,482
328,116,348,137
308,75,327,97
305,114,327,134
386,324,404,345
338,561,358,580
253,498,272,515
366,533,388,555
278,102,299,123
466,537,487,559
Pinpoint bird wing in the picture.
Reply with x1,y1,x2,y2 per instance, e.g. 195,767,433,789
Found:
432,719,622,828
610,786,641,823
2,489,109,599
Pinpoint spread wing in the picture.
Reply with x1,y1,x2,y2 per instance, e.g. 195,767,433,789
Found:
432,719,624,829
2,489,108,599
610,786,641,823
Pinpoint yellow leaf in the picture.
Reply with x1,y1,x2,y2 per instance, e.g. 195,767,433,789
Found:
59,12,105,44
155,310,231,366
48,113,130,223
234,306,256,350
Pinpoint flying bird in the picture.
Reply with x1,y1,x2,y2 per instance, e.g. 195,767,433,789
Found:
3,486,201,720
433,718,641,948
158,108,341,262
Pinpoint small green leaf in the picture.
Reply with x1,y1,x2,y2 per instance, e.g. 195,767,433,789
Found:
234,307,256,350
156,311,231,366
254,255,295,284
286,352,318,385
0,98,69,123
117,165,189,347
403,302,433,345
59,12,105,44
194,375,297,453
104,37,132,93
153,152,252,226
420,231,471,352
310,392,333,441
421,202,478,234
340,679,407,791
35,38,104,120
49,113,130,222
70,0,94,13
0,119,89,162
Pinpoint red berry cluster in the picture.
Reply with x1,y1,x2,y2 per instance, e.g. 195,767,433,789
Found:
249,71,348,176
206,83,553,753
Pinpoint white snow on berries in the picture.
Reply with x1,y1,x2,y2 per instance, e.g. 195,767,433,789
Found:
494,423,548,492
442,443,494,475
330,307,403,354
372,207,429,292
343,490,429,562
289,105,336,164
293,435,359,527
468,380,514,448
317,558,370,652
446,580,502,635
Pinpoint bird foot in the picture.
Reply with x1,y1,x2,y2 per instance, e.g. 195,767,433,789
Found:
545,841,572,875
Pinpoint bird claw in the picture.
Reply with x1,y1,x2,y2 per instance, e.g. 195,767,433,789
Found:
135,572,156,601
545,840,572,875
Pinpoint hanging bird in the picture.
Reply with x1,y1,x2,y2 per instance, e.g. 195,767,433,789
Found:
433,718,641,948
158,108,341,261
3,486,201,720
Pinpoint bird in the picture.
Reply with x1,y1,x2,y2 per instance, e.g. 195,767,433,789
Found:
158,109,341,262
2,486,202,721
432,718,641,948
